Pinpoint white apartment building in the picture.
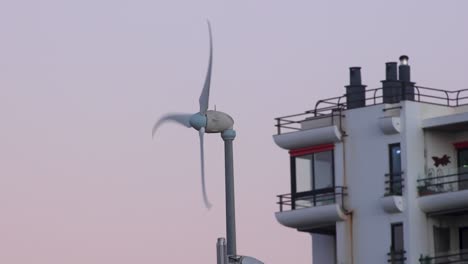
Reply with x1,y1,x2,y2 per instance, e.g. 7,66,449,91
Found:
273,56,468,264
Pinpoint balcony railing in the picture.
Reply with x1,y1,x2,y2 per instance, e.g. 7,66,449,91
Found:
388,250,406,264
275,85,468,135
419,249,468,264
385,172,404,196
277,186,347,212
418,167,468,196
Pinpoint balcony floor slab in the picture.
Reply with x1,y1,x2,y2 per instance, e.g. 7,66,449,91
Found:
275,204,347,231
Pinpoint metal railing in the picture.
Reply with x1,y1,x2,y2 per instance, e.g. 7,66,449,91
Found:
385,172,404,196
419,250,468,264
417,168,468,196
275,85,468,135
388,250,406,264
277,186,347,212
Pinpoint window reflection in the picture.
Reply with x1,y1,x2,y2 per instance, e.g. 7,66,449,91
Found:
292,150,335,208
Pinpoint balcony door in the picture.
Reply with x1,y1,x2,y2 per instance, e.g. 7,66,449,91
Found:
457,149,468,190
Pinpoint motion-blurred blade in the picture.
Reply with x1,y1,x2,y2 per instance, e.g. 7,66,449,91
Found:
152,113,192,138
199,127,212,209
199,21,213,114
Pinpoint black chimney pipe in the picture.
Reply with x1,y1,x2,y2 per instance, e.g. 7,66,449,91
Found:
345,67,366,109
386,62,398,81
398,55,415,101
382,62,401,103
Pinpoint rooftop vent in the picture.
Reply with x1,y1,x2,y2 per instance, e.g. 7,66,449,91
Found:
398,55,415,100
345,67,366,109
382,55,415,103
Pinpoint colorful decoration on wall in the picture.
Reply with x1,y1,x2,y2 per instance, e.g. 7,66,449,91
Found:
432,155,451,167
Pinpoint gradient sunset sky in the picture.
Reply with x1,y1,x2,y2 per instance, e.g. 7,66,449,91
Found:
1,0,468,263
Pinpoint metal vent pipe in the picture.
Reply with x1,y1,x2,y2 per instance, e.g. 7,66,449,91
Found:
345,67,366,109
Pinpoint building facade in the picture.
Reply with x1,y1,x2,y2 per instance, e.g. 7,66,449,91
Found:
273,56,468,264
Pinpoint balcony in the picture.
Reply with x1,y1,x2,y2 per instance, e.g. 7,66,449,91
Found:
417,168,468,214
419,250,468,264
388,250,407,264
380,173,405,214
275,187,347,232
385,172,404,196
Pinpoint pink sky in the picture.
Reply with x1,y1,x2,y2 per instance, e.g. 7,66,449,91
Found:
1,0,468,263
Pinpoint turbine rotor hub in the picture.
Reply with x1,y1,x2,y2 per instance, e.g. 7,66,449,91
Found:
189,113,207,131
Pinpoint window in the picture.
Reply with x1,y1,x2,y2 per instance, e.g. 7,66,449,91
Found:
390,223,405,264
434,226,450,254
388,143,403,195
460,227,468,255
457,149,468,190
391,223,404,252
291,148,334,208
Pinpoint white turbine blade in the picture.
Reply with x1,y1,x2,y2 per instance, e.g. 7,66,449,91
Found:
199,127,212,209
199,21,213,114
152,113,192,138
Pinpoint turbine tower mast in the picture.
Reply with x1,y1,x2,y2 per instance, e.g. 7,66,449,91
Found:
222,129,237,256
152,21,263,264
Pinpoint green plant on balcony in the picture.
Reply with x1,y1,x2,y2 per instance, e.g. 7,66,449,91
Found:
419,254,431,264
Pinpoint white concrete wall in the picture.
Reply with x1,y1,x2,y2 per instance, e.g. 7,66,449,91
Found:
400,101,430,263
343,104,403,264
311,233,336,264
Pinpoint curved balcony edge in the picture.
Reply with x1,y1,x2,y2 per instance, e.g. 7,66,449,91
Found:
380,195,404,213
274,203,347,230
272,125,342,150
418,189,468,214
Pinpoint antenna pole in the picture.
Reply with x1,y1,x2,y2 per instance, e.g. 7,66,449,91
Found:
221,129,237,257
216,237,228,264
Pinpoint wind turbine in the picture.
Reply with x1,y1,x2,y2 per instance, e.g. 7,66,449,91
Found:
152,21,263,264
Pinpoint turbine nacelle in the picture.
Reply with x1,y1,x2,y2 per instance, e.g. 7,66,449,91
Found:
205,110,234,133
189,111,234,133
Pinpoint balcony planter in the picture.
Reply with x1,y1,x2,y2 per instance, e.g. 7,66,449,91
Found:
418,186,438,196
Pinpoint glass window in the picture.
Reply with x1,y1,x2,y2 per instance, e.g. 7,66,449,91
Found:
391,223,404,252
295,155,313,193
292,149,334,195
460,227,468,251
314,151,334,190
434,226,450,254
389,143,402,195
458,149,468,190
390,144,402,174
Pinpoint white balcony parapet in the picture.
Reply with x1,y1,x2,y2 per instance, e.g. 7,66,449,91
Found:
422,111,468,130
417,168,468,213
275,204,347,230
380,195,404,213
418,189,468,214
273,125,342,150
378,116,401,134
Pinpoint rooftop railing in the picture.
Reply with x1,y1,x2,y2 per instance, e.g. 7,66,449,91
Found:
277,186,347,212
275,86,468,135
